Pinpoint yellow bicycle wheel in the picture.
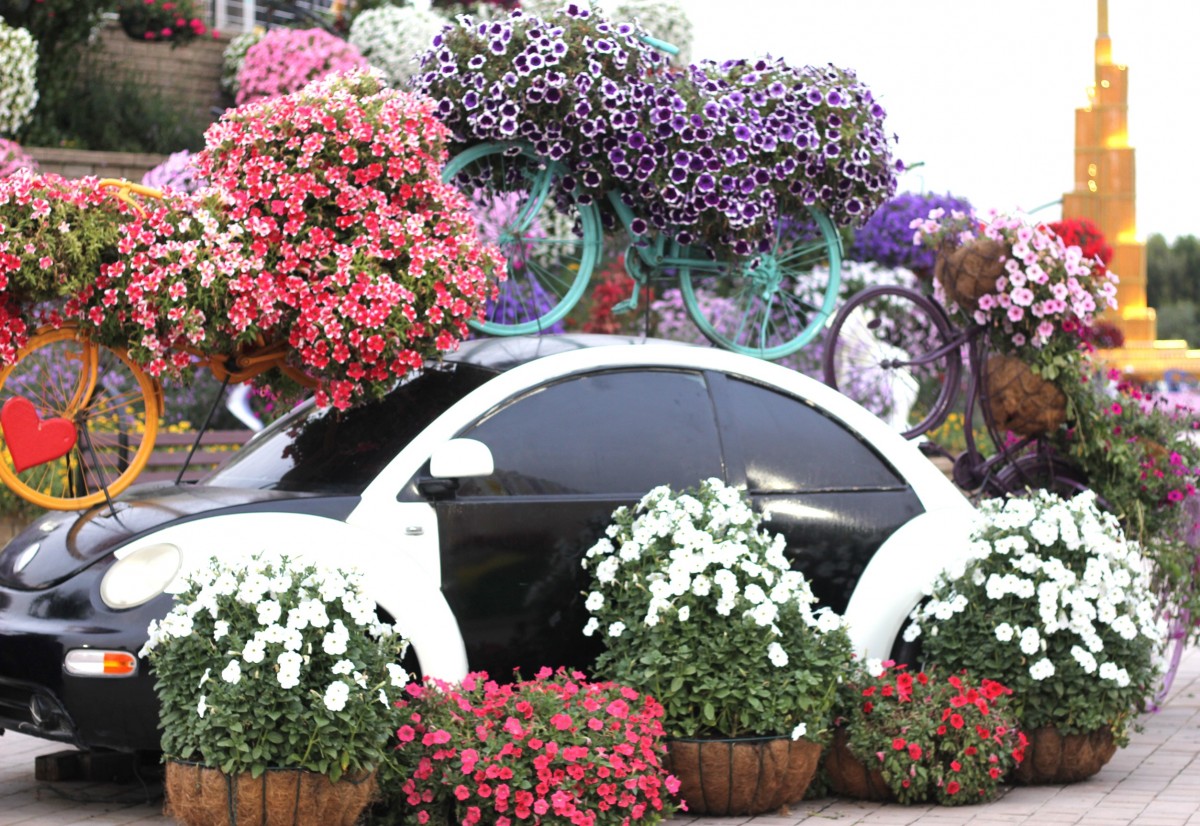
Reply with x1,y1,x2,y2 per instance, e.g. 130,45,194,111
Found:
0,326,161,510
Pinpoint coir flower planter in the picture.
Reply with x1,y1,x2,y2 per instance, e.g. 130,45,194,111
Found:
1010,726,1117,785
821,730,892,802
665,735,821,815
934,237,1006,312
984,354,1068,437
165,761,376,826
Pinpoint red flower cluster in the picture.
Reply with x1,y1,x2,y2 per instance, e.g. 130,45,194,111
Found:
85,72,505,408
1049,217,1114,276
394,667,682,826
843,663,1025,806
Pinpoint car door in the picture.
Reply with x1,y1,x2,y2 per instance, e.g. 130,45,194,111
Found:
422,367,726,678
708,372,924,615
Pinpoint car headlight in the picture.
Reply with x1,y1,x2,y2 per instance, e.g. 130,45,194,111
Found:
100,543,182,610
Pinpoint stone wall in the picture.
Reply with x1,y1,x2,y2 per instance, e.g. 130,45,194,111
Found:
26,147,167,183
87,21,232,127
25,22,231,182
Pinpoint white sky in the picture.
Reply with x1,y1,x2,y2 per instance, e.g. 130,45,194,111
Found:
684,0,1199,242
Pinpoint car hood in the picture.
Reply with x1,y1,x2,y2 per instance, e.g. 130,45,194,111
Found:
0,484,359,590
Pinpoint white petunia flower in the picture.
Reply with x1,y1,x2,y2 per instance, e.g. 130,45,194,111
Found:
791,722,807,740
583,617,599,637
608,621,626,638
332,659,354,675
584,591,604,612
256,599,282,627
994,622,1014,642
324,680,350,712
386,662,408,688
1029,658,1056,681
221,660,242,685
767,641,788,667
197,695,207,718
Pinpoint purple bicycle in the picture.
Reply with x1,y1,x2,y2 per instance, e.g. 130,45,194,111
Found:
821,283,1090,499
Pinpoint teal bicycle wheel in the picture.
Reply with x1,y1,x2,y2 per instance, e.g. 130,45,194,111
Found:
441,143,602,336
678,207,842,360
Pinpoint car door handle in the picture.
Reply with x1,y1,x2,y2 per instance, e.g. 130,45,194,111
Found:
404,526,424,536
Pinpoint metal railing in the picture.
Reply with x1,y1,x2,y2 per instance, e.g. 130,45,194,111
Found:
210,0,337,34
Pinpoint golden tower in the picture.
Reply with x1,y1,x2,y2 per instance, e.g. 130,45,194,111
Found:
1063,0,1200,378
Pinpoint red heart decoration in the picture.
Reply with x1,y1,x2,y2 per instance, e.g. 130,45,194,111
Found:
1,396,78,473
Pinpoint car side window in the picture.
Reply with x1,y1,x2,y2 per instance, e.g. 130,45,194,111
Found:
456,369,723,497
723,377,905,492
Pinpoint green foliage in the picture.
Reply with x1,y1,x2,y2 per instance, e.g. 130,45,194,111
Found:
1,0,113,134
582,478,855,740
1153,300,1200,344
909,490,1162,742
1057,370,1200,643
142,551,408,781
1147,233,1200,309
20,70,206,152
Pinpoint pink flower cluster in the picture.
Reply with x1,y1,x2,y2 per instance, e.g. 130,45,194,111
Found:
395,667,682,826
0,172,133,364
236,28,369,105
912,209,1118,369
82,72,504,408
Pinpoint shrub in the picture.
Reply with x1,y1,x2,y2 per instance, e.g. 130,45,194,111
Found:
837,664,1025,805
349,4,446,85
236,27,369,105
115,0,211,45
0,20,38,136
392,668,681,826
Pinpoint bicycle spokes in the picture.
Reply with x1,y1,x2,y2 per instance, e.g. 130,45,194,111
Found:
0,327,160,510
443,143,600,335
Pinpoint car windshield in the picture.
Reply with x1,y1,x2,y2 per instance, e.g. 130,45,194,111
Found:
204,362,497,494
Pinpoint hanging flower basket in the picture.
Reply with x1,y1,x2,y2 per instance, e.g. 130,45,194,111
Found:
165,762,376,826
665,735,821,815
984,354,1067,437
934,237,1007,312
821,730,891,802
1010,726,1117,785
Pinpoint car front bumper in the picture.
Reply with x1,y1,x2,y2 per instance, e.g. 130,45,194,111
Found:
0,560,170,752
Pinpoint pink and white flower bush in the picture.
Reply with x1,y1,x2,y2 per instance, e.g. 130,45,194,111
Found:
235,28,369,106
912,208,1118,380
84,72,504,408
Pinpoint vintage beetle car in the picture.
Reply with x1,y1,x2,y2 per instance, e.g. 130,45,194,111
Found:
0,335,974,752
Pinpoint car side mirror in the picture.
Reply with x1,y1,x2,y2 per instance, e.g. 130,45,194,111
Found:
418,439,494,499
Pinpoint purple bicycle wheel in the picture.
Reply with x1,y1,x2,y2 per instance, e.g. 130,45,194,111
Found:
822,285,961,439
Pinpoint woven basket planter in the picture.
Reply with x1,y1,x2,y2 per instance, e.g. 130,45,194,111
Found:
822,730,891,801
665,735,821,815
1011,726,1117,785
984,355,1067,437
165,761,376,826
934,237,1007,312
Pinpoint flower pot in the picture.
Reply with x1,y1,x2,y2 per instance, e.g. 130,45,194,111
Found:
1011,726,1116,785
984,355,1067,437
665,735,821,815
164,761,376,826
822,730,891,801
934,237,1006,312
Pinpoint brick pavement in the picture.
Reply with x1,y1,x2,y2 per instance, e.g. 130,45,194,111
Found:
0,646,1196,825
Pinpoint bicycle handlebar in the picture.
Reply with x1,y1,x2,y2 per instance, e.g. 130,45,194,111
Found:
636,33,679,57
97,178,164,218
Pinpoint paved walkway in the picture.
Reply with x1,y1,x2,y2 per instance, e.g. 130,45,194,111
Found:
0,646,1197,825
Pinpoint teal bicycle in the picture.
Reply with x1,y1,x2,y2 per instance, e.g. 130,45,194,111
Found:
442,142,843,360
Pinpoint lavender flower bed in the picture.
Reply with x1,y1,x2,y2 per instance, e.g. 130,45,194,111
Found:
849,191,973,273
413,4,900,257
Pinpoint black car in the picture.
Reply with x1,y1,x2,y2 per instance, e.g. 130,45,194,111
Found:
0,334,974,752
